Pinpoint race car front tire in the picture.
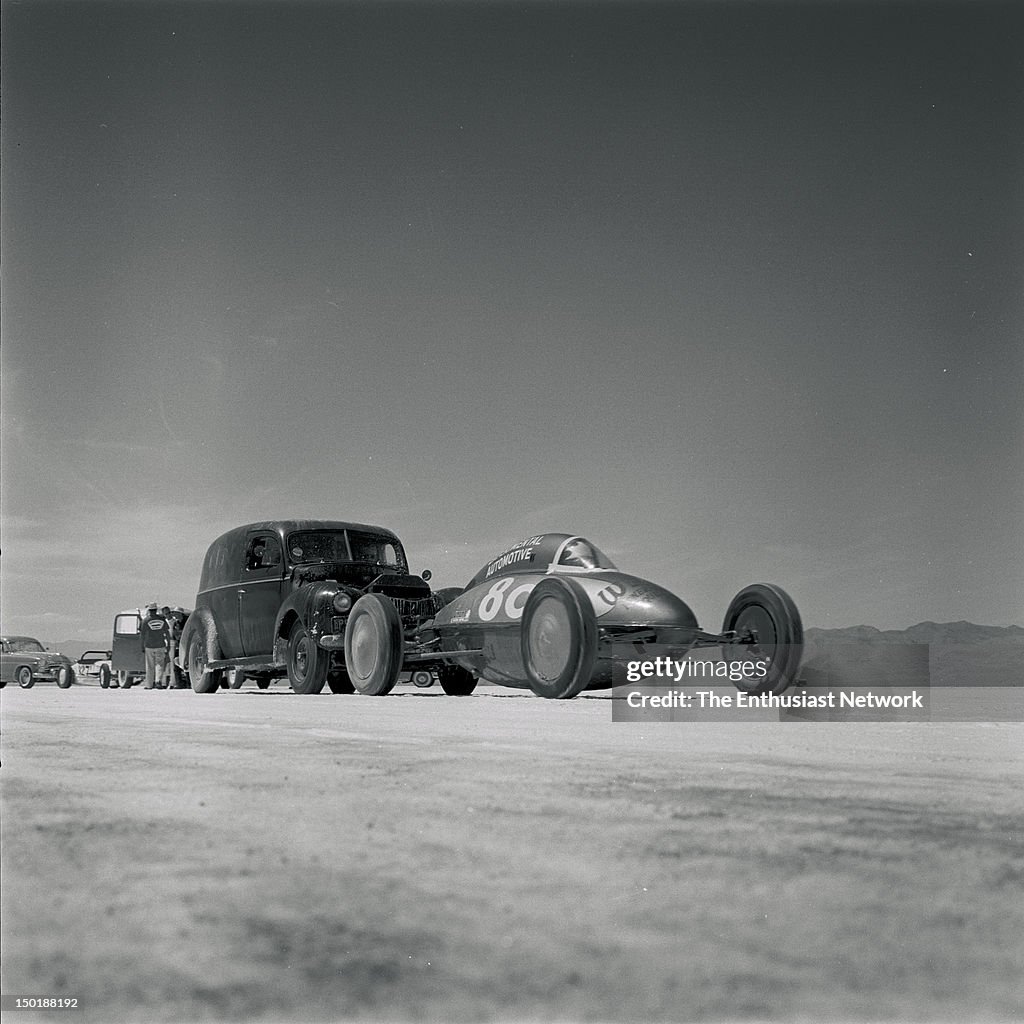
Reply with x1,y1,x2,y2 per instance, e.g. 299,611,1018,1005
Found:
721,583,804,695
520,576,598,699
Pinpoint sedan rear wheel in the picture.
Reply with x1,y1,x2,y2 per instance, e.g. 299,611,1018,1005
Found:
187,634,224,694
17,666,35,689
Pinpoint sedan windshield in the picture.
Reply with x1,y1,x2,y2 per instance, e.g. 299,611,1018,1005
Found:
349,533,405,569
6,637,45,653
287,531,406,570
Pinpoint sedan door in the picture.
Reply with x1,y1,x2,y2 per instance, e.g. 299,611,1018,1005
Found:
237,532,287,657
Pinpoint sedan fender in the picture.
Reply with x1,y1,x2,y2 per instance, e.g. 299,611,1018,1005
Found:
273,581,340,659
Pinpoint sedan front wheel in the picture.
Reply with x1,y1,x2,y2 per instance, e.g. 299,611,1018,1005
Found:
286,621,329,694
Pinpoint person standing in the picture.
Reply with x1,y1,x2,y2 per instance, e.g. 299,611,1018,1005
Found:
161,606,184,688
142,603,170,690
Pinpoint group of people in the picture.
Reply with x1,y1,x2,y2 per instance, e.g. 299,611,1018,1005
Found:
141,603,186,689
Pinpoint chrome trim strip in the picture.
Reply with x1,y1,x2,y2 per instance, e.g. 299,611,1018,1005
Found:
196,578,285,597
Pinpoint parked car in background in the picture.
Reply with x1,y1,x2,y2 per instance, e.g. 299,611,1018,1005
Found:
72,650,115,687
0,636,75,688
180,520,448,694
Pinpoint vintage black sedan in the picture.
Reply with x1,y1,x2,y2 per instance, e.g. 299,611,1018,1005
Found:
180,520,441,694
342,532,804,699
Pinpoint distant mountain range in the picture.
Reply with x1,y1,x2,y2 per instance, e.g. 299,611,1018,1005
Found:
805,621,1024,645
46,640,115,662
803,622,1024,687
46,621,1023,687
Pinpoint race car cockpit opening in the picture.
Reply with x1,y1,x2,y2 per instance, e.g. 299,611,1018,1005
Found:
553,536,617,571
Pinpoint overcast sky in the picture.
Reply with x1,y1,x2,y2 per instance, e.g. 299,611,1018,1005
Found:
2,0,1022,644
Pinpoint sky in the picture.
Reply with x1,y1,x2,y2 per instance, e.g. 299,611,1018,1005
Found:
2,0,1022,646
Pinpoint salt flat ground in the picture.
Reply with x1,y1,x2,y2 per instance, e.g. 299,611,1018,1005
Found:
2,684,1022,1024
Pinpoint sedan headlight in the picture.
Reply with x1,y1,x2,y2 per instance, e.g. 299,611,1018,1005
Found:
332,592,353,614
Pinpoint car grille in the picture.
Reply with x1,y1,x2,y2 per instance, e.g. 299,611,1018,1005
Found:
389,596,435,620
331,597,434,637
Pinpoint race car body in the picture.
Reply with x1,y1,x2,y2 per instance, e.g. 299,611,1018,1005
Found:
341,532,804,699
430,534,700,689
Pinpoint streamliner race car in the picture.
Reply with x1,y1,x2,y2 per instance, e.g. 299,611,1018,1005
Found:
344,532,804,699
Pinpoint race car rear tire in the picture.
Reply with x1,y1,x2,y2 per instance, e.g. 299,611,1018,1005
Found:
254,675,272,690
327,668,356,694
99,665,112,688
227,667,246,689
56,666,74,688
722,583,803,695
187,634,224,694
521,576,598,699
438,664,478,696
344,593,402,696
286,621,329,695
17,666,35,688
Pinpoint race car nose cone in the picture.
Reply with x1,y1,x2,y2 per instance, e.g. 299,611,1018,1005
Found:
607,576,700,638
